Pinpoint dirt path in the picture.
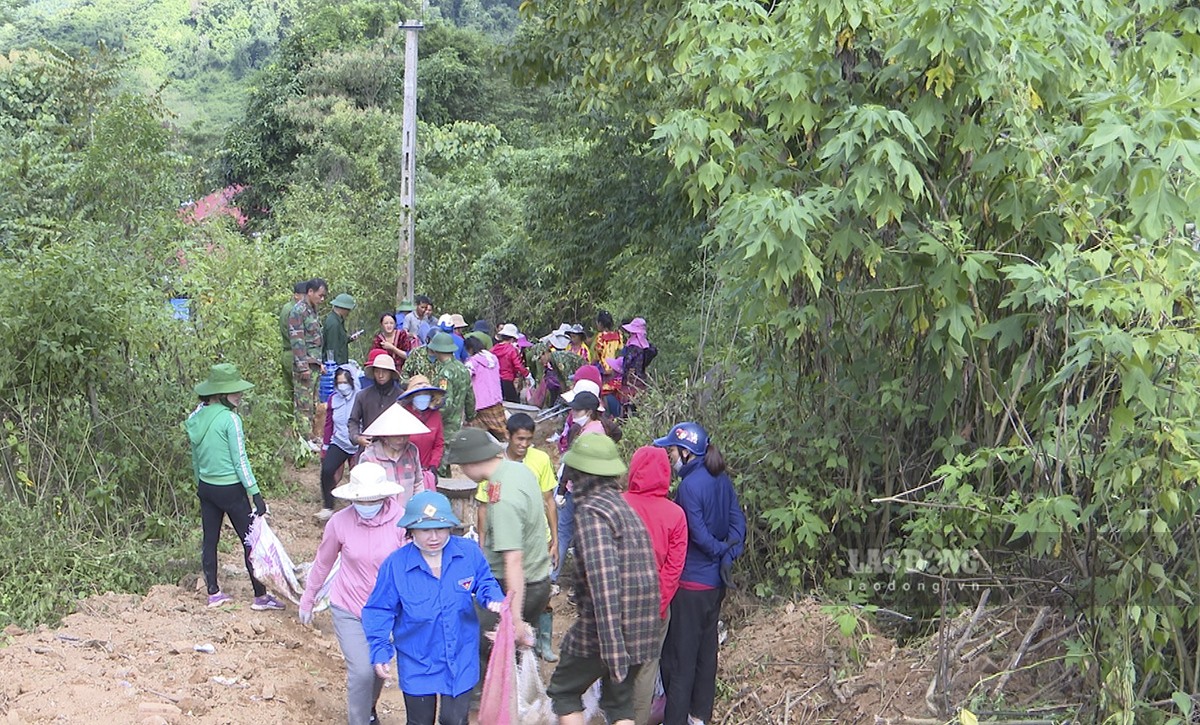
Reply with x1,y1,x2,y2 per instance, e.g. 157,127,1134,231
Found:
0,426,1079,724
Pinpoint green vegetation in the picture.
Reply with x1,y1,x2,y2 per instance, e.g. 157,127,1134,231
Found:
3,0,1199,719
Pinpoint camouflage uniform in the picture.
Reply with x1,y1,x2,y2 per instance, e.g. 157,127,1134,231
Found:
434,357,475,437
400,345,438,387
549,350,586,385
525,341,550,381
287,299,322,429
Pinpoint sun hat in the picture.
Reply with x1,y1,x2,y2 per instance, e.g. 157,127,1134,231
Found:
428,331,459,354
572,365,602,387
465,330,493,350
622,317,647,335
605,357,624,374
567,323,585,336
561,379,601,403
397,490,461,530
449,313,468,328
497,323,519,339
563,433,627,477
333,461,403,501
366,353,398,374
331,293,356,310
568,391,601,412
445,428,504,465
398,374,445,407
194,363,254,396
653,421,709,456
548,333,570,350
437,313,455,329
516,334,532,349
363,402,432,437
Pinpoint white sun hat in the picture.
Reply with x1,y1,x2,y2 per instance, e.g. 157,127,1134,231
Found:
561,379,601,404
332,461,403,501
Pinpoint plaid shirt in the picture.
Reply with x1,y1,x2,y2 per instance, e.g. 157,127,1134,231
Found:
360,441,424,502
561,487,661,682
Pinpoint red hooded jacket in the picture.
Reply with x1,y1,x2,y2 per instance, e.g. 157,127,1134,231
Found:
623,446,689,618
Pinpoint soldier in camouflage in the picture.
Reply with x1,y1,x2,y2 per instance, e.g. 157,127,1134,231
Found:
429,332,475,476
287,278,326,438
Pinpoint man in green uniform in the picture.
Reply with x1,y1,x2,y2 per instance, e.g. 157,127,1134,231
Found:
430,332,474,476
280,281,306,388
321,293,359,365
287,278,326,440
399,341,437,387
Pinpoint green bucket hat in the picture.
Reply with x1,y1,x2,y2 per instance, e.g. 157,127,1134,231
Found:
562,433,627,477
194,363,254,397
429,331,459,354
445,428,504,465
465,330,493,350
331,293,356,310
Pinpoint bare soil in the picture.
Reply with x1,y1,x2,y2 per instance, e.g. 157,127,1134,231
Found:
0,428,1079,724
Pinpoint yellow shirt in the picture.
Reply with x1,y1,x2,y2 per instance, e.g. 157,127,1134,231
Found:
478,446,557,542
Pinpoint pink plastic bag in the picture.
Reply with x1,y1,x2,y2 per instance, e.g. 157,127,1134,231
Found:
245,516,303,604
524,377,549,408
479,595,518,725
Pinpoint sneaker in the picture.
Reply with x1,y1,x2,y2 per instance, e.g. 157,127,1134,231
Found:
315,508,334,522
207,592,233,608
550,584,561,597
251,594,286,611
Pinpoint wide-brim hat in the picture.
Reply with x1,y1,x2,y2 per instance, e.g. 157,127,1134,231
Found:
465,330,493,350
622,317,647,334
428,331,458,354
567,323,585,336
333,461,403,501
561,379,601,403
449,313,468,328
516,334,532,349
194,363,254,396
397,491,461,530
445,428,504,465
363,403,432,437
397,299,415,313
497,323,519,339
548,333,570,350
563,433,627,477
366,354,398,374
331,293,356,310
605,357,624,374
399,374,445,406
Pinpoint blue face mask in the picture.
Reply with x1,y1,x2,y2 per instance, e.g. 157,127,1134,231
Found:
354,502,384,520
413,394,432,411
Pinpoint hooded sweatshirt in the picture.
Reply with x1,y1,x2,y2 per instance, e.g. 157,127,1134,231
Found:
323,365,363,455
466,349,503,410
624,446,688,618
675,455,746,589
185,403,259,494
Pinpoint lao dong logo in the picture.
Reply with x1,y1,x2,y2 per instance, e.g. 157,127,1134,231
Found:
847,547,981,577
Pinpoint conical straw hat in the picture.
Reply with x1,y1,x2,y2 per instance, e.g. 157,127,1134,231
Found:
363,402,432,437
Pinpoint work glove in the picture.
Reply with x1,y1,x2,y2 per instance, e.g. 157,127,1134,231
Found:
298,608,313,626
252,493,268,518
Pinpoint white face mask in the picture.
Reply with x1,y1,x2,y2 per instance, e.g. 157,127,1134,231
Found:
354,502,384,519
572,413,591,426
413,394,432,411
337,383,354,397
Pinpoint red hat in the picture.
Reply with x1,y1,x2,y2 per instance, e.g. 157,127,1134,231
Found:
572,365,602,387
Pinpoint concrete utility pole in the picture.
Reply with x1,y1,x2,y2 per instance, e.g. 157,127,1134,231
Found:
395,8,424,310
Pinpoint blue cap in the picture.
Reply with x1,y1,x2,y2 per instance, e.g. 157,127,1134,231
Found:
397,491,461,530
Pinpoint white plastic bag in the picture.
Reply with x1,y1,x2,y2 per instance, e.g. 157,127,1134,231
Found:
245,516,304,604
516,648,555,724
293,556,340,612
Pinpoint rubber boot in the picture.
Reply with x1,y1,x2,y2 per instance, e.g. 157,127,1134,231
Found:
537,610,558,662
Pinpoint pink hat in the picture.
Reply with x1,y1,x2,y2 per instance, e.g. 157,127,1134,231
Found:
605,357,624,374
516,334,532,349
622,317,647,334
572,365,602,387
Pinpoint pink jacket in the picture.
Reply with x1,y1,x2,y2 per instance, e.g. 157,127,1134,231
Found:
467,349,503,410
299,496,408,618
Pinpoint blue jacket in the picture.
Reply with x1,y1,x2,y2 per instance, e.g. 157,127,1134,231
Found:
362,536,503,697
675,457,746,588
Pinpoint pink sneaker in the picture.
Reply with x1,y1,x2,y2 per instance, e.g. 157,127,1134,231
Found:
251,594,285,611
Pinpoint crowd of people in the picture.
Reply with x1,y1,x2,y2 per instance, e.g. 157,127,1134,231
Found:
188,285,743,725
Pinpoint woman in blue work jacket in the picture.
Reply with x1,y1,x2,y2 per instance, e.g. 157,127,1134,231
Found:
363,491,503,725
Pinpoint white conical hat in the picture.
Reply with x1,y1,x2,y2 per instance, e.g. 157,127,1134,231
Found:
363,402,432,437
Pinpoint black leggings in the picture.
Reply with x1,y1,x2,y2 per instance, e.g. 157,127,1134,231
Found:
319,445,355,509
500,379,519,404
403,692,471,725
198,481,266,597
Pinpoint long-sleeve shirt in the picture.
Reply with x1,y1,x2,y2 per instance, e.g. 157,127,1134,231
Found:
362,537,503,697
347,382,402,443
360,441,424,505
287,299,321,371
466,350,503,410
591,330,623,366
299,497,408,617
321,311,350,364
434,358,475,434
185,403,259,494
675,457,746,589
562,487,661,682
491,341,528,382
407,406,445,470
624,447,688,618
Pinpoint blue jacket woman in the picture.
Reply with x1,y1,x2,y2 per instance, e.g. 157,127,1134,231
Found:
653,422,745,725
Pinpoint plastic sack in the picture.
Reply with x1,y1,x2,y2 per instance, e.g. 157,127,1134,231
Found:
524,376,549,408
479,595,518,724
293,556,340,613
516,648,555,725
245,516,303,604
